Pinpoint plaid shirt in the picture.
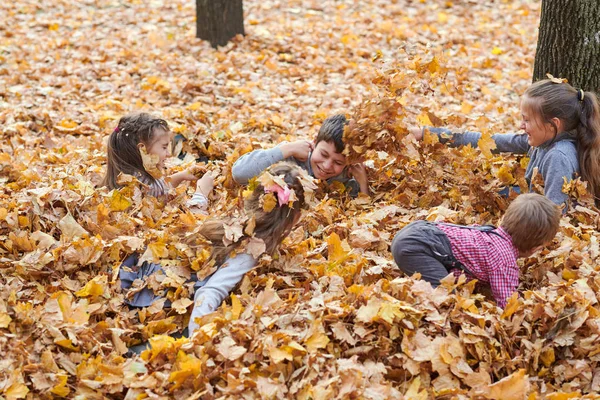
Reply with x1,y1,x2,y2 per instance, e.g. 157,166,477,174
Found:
436,224,520,308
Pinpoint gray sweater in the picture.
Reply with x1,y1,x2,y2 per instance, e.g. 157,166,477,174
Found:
430,127,578,206
231,146,360,197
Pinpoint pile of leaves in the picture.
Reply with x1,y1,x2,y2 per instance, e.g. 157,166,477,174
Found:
2,0,600,398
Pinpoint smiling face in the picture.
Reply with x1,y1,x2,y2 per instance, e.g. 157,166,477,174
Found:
520,96,558,147
310,140,347,180
146,128,172,169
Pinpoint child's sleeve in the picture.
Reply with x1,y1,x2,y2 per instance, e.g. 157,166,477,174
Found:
425,127,530,154
188,253,256,335
187,192,209,210
231,147,285,184
488,255,520,308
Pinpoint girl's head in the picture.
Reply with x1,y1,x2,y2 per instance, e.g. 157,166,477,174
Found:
521,79,600,200
102,112,171,190
244,162,308,253
199,162,310,265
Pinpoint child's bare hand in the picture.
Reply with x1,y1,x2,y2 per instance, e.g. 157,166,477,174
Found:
348,163,369,194
196,171,215,197
279,140,314,162
409,126,424,141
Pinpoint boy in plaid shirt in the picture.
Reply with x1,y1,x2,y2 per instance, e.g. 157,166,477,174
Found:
391,194,561,307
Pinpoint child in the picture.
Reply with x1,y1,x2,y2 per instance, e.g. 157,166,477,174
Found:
391,193,561,308
102,112,214,203
188,162,312,336
412,79,600,207
106,112,214,308
232,114,369,197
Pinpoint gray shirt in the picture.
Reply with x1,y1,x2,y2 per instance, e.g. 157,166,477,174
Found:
432,128,578,206
231,146,360,197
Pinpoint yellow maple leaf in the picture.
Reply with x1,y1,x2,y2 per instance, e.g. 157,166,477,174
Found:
416,112,433,127
377,302,405,324
270,347,294,364
477,132,497,159
5,382,29,400
75,275,106,298
0,312,12,328
326,232,348,263
50,375,70,397
148,240,169,260
169,351,202,390
230,294,243,320
500,293,520,319
262,192,277,212
109,190,132,211
305,331,329,353
495,165,515,184
483,369,530,400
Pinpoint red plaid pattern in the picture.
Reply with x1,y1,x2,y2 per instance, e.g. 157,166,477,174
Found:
436,224,520,308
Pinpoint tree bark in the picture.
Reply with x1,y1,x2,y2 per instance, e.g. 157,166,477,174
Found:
533,0,600,93
196,0,244,48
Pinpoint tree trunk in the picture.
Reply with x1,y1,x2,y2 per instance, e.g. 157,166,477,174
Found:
533,0,600,93
196,0,244,48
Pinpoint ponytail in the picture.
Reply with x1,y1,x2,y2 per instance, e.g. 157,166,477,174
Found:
576,91,600,202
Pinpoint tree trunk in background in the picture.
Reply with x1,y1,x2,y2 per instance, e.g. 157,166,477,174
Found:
533,0,600,93
196,0,244,48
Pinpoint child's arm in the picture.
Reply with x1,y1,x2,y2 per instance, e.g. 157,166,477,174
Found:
412,127,530,154
232,141,313,184
348,163,369,195
168,167,199,188
187,172,215,211
188,253,256,336
488,256,520,308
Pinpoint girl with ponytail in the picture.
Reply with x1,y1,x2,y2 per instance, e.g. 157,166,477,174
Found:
413,78,600,209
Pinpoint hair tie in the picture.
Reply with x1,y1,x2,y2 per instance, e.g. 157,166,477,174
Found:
577,89,585,102
113,127,120,133
264,184,291,206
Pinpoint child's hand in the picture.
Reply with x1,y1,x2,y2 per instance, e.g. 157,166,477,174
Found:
279,140,314,162
196,171,215,197
409,126,424,141
348,163,369,194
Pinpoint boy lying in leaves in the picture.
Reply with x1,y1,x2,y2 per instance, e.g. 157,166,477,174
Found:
232,114,369,197
391,193,561,307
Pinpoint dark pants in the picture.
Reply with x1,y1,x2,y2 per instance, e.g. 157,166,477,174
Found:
390,220,459,287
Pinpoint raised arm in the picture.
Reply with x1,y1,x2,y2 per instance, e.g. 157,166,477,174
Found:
232,148,285,184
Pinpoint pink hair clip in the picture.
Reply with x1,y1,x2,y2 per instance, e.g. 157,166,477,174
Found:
264,184,291,206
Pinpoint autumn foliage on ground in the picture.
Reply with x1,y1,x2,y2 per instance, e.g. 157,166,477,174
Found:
1,0,600,398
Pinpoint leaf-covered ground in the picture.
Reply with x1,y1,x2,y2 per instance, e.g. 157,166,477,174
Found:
2,0,600,398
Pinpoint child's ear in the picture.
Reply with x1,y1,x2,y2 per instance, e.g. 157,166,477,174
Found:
550,117,562,132
138,142,146,151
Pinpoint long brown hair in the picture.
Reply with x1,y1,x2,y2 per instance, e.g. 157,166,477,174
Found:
198,162,307,265
101,112,170,190
524,79,600,201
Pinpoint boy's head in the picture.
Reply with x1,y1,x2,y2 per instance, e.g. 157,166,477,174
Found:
311,114,348,180
500,193,561,257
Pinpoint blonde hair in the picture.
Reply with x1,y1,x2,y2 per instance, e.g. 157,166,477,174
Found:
198,162,307,265
524,80,600,203
500,193,561,253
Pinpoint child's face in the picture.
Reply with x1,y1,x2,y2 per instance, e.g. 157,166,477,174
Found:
520,97,556,147
310,140,346,180
146,128,172,169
